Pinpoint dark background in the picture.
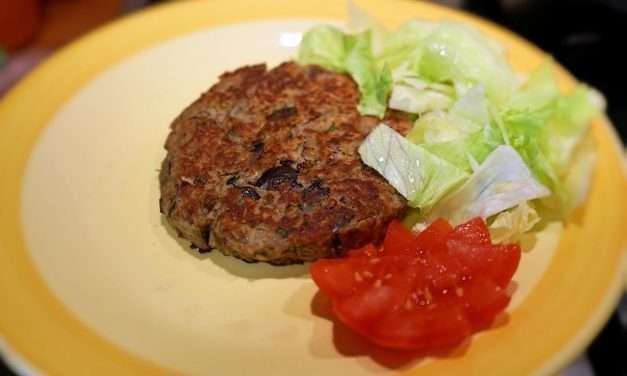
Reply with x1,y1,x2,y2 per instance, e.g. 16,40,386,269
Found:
1,0,625,374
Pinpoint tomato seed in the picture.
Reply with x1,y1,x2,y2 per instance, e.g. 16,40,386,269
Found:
354,271,363,282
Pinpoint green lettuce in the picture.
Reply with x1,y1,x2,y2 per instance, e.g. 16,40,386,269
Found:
345,32,393,117
298,26,392,118
544,86,603,175
376,20,435,72
298,8,603,220
418,22,518,103
346,0,388,54
298,13,519,118
489,201,541,244
498,63,603,213
406,85,503,171
358,123,468,209
297,25,348,72
426,145,550,225
388,78,454,114
561,129,598,212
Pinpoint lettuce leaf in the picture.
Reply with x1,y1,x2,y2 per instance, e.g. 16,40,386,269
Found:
388,79,454,114
418,22,518,104
298,14,520,118
375,20,435,72
543,86,604,175
406,85,503,171
561,129,598,212
297,25,348,72
498,63,603,212
489,201,541,243
298,25,392,118
347,0,388,54
426,145,550,225
298,10,602,221
345,33,393,118
358,123,468,209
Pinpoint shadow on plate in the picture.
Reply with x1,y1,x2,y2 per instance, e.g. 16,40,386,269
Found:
282,277,514,372
160,216,309,280
306,291,488,371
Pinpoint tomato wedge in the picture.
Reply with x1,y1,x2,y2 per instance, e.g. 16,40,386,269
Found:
310,217,521,351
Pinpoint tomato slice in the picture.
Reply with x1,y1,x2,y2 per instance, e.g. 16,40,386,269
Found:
415,218,454,253
461,276,511,330
310,217,521,352
446,217,491,245
490,244,521,287
373,302,471,350
447,242,521,288
383,220,419,255
310,258,359,298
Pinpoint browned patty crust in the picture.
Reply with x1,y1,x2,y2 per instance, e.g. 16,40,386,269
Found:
159,62,411,264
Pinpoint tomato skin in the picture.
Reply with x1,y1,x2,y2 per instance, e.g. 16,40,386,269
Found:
447,241,521,289
383,220,418,255
334,284,397,328
310,259,358,298
415,218,453,253
446,217,491,245
491,244,522,288
461,276,510,330
346,243,378,258
310,218,521,352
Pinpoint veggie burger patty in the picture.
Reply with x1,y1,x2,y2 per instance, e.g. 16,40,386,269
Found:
159,62,411,265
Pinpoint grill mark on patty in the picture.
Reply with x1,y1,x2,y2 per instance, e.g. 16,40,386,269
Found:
226,175,239,186
238,186,261,200
255,164,301,190
302,179,330,205
200,227,211,245
267,106,297,121
250,141,264,157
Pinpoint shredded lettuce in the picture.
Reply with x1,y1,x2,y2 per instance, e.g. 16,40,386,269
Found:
297,25,349,72
298,26,392,118
358,123,468,209
387,58,456,115
498,64,603,213
298,6,603,225
543,86,604,175
406,85,503,171
299,10,518,118
426,145,550,225
502,62,558,114
345,31,393,117
347,0,387,54
489,201,541,243
376,21,435,73
561,129,598,212
418,22,518,104
388,80,454,114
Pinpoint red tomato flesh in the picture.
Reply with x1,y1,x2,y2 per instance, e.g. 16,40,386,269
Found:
310,217,521,351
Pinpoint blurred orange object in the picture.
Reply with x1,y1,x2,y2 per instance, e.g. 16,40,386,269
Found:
33,0,124,49
0,0,42,51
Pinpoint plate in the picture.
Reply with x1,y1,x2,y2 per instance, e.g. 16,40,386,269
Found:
1,0,626,375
